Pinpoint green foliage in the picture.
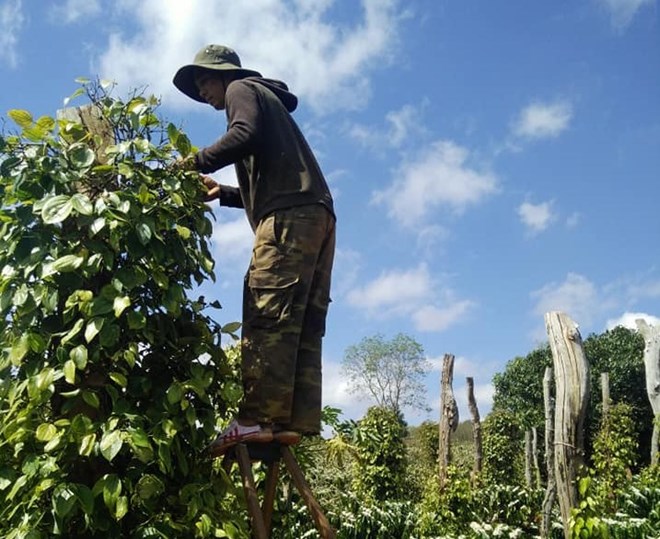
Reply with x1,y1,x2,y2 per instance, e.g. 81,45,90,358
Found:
353,406,408,502
492,346,552,429
342,333,430,413
583,327,650,466
591,402,638,511
482,410,524,486
0,81,247,537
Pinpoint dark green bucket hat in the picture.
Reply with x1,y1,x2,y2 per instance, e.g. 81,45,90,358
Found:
173,44,262,102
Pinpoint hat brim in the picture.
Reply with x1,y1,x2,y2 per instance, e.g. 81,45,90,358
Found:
173,64,262,103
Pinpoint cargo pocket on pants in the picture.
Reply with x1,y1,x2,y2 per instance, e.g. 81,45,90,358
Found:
245,269,299,329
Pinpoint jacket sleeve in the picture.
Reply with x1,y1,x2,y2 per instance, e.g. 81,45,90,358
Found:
194,81,262,174
218,184,244,208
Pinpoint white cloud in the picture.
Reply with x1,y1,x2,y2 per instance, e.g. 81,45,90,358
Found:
349,103,428,150
518,200,556,234
531,273,599,327
347,264,432,316
0,0,24,69
512,100,573,140
96,0,402,112
373,140,498,227
210,213,253,269
605,311,660,330
347,264,473,332
413,301,474,332
598,0,654,30
50,0,101,23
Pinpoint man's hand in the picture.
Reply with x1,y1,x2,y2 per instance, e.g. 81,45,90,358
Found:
171,155,196,172
201,175,220,201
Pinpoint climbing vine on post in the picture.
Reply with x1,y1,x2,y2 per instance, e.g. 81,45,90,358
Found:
0,80,245,537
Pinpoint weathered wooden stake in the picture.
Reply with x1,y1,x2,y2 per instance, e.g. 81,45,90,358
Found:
601,372,610,420
541,366,556,539
466,376,482,480
438,353,458,490
525,430,533,487
545,312,590,539
636,319,660,465
532,426,541,488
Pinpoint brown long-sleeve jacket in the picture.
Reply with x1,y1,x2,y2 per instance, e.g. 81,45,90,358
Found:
194,77,334,231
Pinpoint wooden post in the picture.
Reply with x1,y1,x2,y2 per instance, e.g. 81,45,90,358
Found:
545,312,590,539
541,366,556,538
281,447,336,539
438,353,458,490
601,372,610,421
525,430,533,487
636,319,660,465
532,426,541,488
466,376,482,479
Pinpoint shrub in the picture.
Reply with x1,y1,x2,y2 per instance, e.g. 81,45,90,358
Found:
0,81,246,537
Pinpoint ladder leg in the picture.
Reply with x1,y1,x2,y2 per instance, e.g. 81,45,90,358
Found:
235,444,269,539
281,446,336,539
261,459,280,534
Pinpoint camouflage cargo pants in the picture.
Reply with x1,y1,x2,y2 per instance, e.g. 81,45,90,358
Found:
238,204,335,434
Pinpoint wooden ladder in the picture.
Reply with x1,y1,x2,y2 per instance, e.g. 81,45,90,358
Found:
221,442,336,539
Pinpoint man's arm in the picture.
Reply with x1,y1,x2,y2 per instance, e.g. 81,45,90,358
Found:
201,175,244,208
195,81,262,174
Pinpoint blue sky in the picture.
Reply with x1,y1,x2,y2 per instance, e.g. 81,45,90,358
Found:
1,0,659,426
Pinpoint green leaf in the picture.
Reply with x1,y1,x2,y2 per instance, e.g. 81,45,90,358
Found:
166,382,185,404
136,474,164,500
136,222,152,245
70,344,88,369
75,484,94,515
9,334,30,365
127,310,146,329
115,495,128,520
100,431,123,462
42,195,73,224
36,115,56,132
52,484,77,518
113,296,131,318
102,474,122,511
68,143,96,168
109,372,127,387
36,423,58,442
71,193,93,215
8,109,33,129
175,225,191,239
175,133,192,156
221,321,242,334
61,318,84,344
63,359,76,384
85,317,104,343
82,390,100,409
79,433,96,457
51,254,84,273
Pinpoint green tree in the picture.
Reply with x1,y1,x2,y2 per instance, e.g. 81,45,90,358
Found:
353,406,408,502
342,333,430,414
492,326,651,465
482,410,524,486
583,325,650,465
492,345,552,430
0,81,246,537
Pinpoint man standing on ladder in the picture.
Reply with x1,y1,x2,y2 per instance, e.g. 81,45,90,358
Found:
173,45,336,456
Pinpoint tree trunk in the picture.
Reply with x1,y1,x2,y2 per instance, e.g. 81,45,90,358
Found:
466,376,482,481
541,366,556,538
532,426,541,488
438,353,458,491
545,312,590,539
525,430,533,487
636,319,660,465
601,372,610,421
